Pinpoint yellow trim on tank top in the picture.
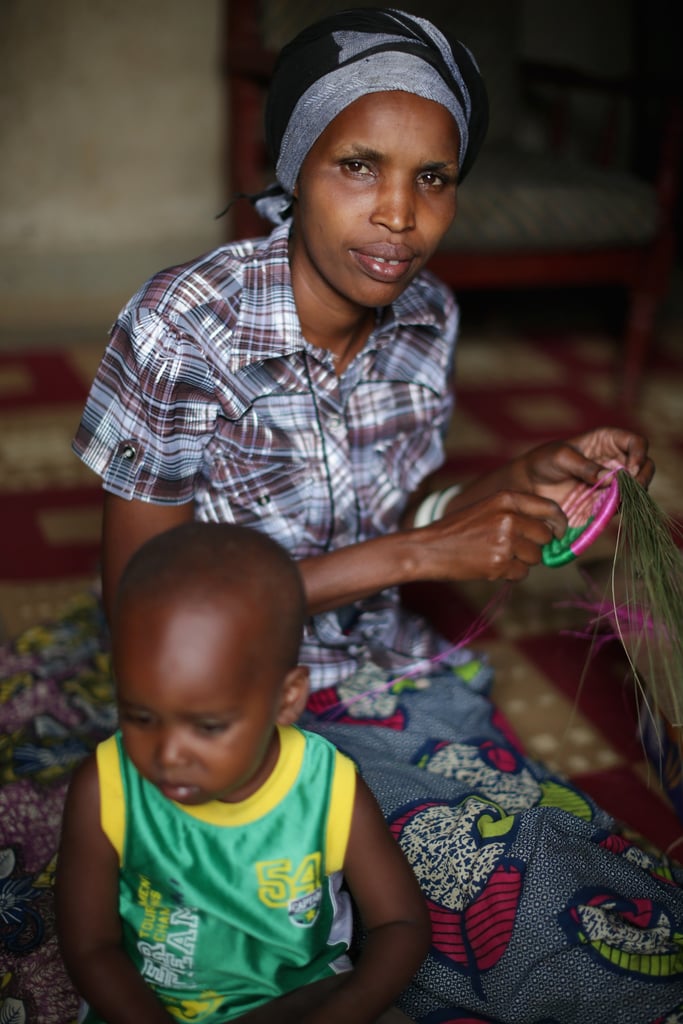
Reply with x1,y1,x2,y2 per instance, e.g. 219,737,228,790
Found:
97,734,126,863
325,750,357,873
177,723,306,826
97,724,307,841
96,725,356,862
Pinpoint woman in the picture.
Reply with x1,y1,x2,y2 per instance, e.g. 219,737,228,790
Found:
73,9,683,1023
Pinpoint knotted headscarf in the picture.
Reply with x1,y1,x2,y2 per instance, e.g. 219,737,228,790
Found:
254,6,489,225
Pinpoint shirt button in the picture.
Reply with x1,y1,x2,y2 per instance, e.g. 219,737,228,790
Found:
327,415,345,435
120,443,136,460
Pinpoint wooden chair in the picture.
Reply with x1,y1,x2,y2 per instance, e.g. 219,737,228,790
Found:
223,0,682,407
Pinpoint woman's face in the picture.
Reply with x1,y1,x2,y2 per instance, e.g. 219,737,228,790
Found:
290,90,460,317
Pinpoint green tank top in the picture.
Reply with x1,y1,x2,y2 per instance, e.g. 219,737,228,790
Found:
86,725,356,1023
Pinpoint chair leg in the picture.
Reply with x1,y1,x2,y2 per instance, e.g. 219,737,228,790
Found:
620,288,657,409
619,227,676,408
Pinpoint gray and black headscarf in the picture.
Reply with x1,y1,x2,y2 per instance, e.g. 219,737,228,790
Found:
252,6,488,225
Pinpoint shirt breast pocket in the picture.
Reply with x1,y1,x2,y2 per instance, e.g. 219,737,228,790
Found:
370,426,443,530
203,398,320,553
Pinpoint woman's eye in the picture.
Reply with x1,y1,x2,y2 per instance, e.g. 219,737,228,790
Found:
343,159,372,175
418,171,448,188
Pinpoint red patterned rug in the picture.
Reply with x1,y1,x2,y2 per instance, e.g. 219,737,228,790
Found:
0,345,104,634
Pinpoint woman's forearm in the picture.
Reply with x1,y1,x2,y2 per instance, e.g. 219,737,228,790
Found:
298,530,429,614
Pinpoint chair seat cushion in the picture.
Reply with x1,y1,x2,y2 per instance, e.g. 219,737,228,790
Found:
442,143,659,251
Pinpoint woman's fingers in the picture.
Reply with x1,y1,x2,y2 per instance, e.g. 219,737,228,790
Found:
424,490,566,582
569,428,653,481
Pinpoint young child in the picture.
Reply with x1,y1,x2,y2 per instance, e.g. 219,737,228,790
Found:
55,522,430,1024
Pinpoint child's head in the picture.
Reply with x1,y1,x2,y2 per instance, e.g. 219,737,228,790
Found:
111,522,309,805
256,7,488,227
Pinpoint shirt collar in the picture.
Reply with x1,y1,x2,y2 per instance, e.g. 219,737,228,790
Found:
228,223,441,372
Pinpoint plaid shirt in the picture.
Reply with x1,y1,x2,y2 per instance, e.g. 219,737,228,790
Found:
73,223,460,689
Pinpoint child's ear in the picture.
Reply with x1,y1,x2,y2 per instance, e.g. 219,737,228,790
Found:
277,665,310,726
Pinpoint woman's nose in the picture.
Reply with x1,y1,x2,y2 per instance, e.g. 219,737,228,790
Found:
370,177,415,232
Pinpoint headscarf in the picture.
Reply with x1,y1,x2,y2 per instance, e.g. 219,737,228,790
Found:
255,6,489,225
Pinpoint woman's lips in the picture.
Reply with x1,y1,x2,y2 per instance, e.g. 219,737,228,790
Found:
351,243,416,283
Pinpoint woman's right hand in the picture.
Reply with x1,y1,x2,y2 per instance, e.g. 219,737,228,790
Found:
417,489,568,582
299,487,568,613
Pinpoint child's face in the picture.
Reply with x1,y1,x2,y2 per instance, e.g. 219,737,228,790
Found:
290,89,459,314
113,595,304,806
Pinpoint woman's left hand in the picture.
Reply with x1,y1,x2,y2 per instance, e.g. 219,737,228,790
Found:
517,427,654,510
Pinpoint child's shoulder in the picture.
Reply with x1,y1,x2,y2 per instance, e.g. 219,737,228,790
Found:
291,725,357,783
63,748,101,811
292,723,342,755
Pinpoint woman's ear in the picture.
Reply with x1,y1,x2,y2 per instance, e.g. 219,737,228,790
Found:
277,665,310,725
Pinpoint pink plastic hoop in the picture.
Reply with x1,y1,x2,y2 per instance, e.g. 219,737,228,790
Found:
542,472,621,567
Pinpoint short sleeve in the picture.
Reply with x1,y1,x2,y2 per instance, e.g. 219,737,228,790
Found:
72,306,220,504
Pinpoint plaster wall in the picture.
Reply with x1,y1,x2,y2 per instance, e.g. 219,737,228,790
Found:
0,0,224,333
0,0,641,337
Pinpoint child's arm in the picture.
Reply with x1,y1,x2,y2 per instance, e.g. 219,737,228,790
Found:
55,754,175,1024
297,775,431,1024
